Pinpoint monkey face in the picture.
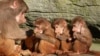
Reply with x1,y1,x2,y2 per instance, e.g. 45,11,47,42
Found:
34,25,43,34
16,12,26,24
55,25,64,35
72,22,82,33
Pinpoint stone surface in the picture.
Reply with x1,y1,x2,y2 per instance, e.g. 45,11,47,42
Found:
24,0,100,24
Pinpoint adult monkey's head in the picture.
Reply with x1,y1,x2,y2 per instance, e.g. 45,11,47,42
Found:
0,0,28,39
0,0,28,24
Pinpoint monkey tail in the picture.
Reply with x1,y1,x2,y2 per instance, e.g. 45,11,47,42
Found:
89,50,100,56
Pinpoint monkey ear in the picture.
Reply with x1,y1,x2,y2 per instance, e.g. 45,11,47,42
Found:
10,0,18,9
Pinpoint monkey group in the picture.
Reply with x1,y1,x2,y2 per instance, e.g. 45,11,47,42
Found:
23,16,97,56
0,0,99,56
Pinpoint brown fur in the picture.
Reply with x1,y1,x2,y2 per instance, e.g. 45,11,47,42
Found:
24,34,39,52
0,0,28,55
34,18,60,55
72,16,92,54
53,18,72,53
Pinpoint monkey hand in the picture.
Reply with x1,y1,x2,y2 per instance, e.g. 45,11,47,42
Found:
56,34,61,38
35,33,43,38
56,35,68,41
73,32,81,39
74,32,85,42
56,34,62,40
67,38,72,42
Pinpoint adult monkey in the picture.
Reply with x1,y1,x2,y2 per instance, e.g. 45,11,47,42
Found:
0,0,28,56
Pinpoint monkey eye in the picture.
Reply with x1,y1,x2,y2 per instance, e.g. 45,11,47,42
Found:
55,25,58,27
33,25,37,27
73,24,76,27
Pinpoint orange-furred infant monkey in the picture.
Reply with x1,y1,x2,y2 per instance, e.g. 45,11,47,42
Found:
53,18,72,53
33,17,60,56
72,16,93,54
